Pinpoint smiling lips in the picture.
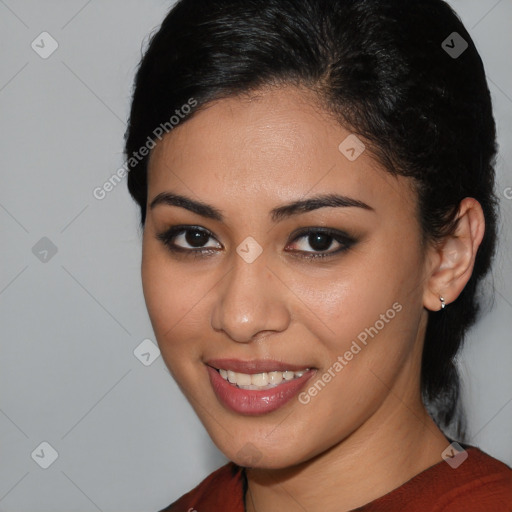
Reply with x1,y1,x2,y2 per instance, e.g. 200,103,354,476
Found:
219,368,308,390
206,359,315,415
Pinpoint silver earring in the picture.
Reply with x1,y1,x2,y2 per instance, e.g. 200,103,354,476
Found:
440,296,446,310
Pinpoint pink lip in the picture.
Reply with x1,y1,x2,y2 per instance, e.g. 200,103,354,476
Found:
206,358,311,374
206,365,316,416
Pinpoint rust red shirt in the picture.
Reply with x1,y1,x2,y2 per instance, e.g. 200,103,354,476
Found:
160,446,512,511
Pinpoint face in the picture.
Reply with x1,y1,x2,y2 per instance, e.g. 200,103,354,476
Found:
142,86,431,469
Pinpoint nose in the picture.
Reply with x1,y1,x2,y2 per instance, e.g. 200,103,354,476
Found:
210,254,291,343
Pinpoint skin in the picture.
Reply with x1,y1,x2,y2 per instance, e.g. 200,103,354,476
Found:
141,85,485,511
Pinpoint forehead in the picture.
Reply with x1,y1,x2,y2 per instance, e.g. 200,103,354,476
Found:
147,86,415,216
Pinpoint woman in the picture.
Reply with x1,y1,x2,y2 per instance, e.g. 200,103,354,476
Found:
124,0,512,510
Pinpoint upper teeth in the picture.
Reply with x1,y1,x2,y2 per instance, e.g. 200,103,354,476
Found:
218,369,309,389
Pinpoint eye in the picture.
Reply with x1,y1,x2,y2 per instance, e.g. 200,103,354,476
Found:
156,225,356,260
156,226,222,254
285,228,355,259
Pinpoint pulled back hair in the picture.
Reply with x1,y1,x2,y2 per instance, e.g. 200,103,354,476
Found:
125,0,498,438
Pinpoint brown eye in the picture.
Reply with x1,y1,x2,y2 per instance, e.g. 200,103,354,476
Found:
286,228,356,259
183,228,211,248
156,226,222,252
307,232,335,252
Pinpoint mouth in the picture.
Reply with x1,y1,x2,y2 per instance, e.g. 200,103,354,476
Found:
205,359,316,415
216,367,310,390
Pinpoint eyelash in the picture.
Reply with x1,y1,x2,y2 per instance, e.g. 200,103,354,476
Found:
156,225,356,261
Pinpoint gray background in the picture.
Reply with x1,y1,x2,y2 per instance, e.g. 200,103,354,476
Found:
0,1,511,511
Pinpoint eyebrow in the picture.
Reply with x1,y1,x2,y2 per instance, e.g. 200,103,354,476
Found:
149,192,374,222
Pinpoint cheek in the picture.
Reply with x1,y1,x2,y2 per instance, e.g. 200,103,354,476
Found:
141,238,198,348
286,252,411,353
291,237,425,390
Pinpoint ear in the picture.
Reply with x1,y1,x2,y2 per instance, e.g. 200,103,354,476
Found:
423,198,486,312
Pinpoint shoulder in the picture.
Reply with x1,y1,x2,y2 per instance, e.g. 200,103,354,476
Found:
158,462,245,512
361,445,512,512
430,446,512,511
